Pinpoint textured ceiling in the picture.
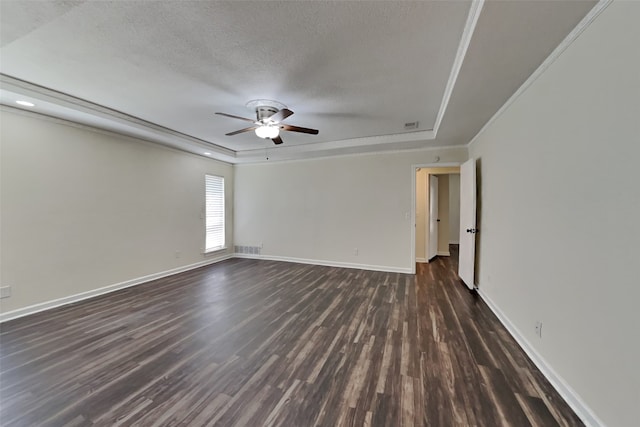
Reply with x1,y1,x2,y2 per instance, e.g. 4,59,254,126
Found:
0,0,597,163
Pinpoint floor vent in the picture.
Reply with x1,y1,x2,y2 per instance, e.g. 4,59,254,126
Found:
234,245,261,255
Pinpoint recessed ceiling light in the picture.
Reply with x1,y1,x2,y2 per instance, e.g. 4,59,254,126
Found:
204,152,211,156
16,100,35,107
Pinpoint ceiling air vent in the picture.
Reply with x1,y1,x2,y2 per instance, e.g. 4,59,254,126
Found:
404,121,419,130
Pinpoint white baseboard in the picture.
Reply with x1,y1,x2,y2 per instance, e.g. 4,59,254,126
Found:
478,289,605,427
0,253,233,323
1,253,408,323
234,253,412,274
437,251,451,257
449,240,459,245
416,257,428,263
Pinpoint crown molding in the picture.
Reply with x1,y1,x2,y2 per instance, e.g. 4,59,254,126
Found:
237,144,468,166
433,0,484,137
0,74,238,162
234,129,437,162
0,75,444,164
466,0,612,149
0,0,480,164
0,104,236,166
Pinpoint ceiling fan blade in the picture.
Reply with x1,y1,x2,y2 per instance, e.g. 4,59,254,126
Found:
226,126,257,136
280,124,319,135
268,108,294,123
215,112,256,123
271,136,283,145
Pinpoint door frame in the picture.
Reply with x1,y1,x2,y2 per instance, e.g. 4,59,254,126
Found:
410,162,461,274
428,175,439,261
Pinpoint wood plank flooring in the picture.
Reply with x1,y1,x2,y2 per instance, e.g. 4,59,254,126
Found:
0,247,583,426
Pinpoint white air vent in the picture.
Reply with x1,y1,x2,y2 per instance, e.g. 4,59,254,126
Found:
235,245,261,255
404,121,419,130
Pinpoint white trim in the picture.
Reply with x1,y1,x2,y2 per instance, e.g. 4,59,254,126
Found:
0,253,233,323
0,0,481,166
437,251,450,257
449,240,459,245
240,145,467,166
0,77,237,163
433,0,484,136
416,257,428,263
411,165,417,273
234,0,483,163
0,75,447,164
466,0,612,148
0,105,235,166
202,247,228,255
478,289,606,427
2,104,467,166
410,162,462,274
235,130,436,162
234,253,412,274
413,162,463,177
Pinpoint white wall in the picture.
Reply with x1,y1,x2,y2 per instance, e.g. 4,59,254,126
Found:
469,2,639,426
235,147,467,272
448,173,460,244
0,110,234,315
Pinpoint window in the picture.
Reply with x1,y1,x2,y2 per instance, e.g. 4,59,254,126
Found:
205,175,225,252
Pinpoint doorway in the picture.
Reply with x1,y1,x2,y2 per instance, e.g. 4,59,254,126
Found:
411,165,461,272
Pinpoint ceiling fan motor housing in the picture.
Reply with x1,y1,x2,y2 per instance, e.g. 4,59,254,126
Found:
256,106,279,123
245,99,288,124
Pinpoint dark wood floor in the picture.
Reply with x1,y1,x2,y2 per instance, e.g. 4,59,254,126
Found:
0,248,583,426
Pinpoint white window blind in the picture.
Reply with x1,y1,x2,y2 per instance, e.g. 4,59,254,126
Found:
205,175,225,252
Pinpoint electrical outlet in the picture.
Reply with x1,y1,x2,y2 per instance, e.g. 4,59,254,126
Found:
535,321,543,338
354,248,359,256
0,286,11,299
175,251,181,259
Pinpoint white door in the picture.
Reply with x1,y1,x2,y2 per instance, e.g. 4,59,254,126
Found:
428,175,439,261
458,158,477,289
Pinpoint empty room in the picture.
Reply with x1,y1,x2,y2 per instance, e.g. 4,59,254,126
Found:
0,1,638,426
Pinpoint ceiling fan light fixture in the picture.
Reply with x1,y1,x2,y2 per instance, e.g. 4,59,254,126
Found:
217,102,318,145
255,125,279,139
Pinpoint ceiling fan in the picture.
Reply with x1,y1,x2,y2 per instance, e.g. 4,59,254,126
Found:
216,100,319,145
